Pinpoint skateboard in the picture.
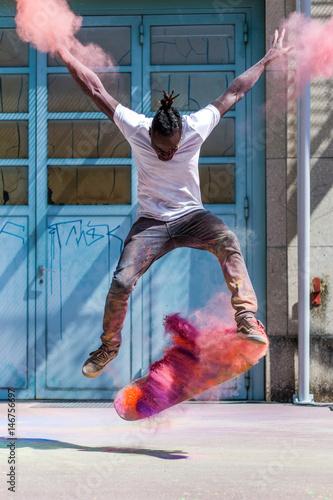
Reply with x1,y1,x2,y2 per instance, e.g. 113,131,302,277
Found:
114,313,268,420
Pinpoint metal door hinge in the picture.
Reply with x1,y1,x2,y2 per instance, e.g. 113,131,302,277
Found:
139,24,144,46
244,196,249,220
243,21,248,45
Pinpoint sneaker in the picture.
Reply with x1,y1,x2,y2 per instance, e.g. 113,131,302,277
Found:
82,344,119,378
236,316,268,345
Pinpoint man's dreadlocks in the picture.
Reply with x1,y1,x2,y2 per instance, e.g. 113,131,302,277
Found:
151,89,182,136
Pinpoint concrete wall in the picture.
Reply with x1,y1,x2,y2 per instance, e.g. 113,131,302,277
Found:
265,0,333,402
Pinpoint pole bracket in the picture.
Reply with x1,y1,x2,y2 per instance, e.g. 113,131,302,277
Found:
293,394,314,405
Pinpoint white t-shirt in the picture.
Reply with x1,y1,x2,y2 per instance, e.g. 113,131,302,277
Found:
114,103,220,221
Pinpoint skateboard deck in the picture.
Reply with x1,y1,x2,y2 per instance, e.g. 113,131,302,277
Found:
114,313,268,420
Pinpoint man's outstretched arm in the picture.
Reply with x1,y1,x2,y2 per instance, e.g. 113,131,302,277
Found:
57,46,119,122
212,29,292,117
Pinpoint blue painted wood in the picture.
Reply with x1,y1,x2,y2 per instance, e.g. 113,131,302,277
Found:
35,16,143,399
0,68,30,75
0,41,37,399
243,4,266,400
47,112,108,120
0,113,30,120
0,217,29,390
0,160,29,166
43,215,132,392
141,13,251,400
47,158,133,166
0,0,259,16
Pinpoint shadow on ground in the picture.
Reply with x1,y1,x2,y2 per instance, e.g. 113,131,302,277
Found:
0,437,187,460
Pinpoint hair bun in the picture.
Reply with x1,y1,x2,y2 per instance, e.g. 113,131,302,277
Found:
152,89,182,136
158,89,180,112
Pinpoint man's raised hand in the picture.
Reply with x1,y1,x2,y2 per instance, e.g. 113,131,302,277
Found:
265,29,294,63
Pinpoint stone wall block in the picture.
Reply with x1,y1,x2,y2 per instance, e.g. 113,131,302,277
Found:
265,0,286,51
310,159,333,247
287,246,298,336
285,0,296,17
310,338,333,401
312,0,333,21
286,70,297,158
286,158,297,247
268,336,297,402
265,71,287,159
310,80,333,158
310,248,333,336
266,159,287,247
267,247,288,335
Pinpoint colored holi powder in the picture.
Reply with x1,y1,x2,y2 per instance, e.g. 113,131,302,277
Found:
122,385,144,412
264,13,333,119
13,5,333,83
15,0,114,67
282,13,333,88
114,293,268,420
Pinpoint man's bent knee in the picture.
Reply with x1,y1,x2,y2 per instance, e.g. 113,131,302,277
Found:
110,273,136,296
216,230,241,253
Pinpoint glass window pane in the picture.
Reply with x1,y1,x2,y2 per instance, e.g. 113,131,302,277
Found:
0,75,29,113
48,27,131,67
48,73,131,112
0,121,28,159
0,29,29,67
201,119,235,157
151,25,235,65
199,164,235,204
0,166,28,205
48,120,130,158
48,165,131,205
151,72,234,111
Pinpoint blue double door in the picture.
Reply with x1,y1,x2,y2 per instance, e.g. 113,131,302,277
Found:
0,13,265,400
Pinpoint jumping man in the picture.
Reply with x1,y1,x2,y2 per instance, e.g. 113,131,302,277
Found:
56,29,290,378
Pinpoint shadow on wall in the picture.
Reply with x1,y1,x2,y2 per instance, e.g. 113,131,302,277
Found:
287,81,333,247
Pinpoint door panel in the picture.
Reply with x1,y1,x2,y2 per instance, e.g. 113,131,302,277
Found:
143,15,250,399
36,16,142,399
40,216,131,393
0,218,28,389
0,21,36,399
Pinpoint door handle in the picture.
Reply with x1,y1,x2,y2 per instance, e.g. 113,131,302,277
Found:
39,265,56,276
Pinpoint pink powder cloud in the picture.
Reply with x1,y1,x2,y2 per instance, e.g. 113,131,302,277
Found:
282,12,333,86
15,0,114,67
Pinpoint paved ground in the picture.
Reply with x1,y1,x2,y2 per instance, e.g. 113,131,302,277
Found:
0,401,332,500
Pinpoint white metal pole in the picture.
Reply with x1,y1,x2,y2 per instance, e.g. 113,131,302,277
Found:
294,0,314,404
